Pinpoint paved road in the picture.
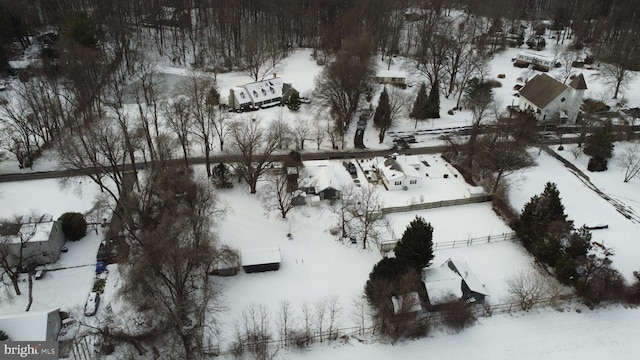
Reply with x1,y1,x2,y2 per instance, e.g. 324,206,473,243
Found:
0,134,598,184
0,146,449,183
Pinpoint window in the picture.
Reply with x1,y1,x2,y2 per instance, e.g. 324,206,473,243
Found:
409,180,417,184
560,97,566,102
394,181,402,186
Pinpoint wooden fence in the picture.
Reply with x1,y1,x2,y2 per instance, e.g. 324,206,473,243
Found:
381,195,493,215
213,294,576,357
379,232,517,253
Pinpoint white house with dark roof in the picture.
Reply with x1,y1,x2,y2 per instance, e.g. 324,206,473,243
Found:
228,76,298,111
300,160,353,200
377,154,422,191
518,73,587,122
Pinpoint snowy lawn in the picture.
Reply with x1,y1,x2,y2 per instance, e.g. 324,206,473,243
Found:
506,147,640,282
214,163,527,346
286,304,640,360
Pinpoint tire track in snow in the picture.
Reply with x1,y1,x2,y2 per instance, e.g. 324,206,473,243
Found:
543,147,640,225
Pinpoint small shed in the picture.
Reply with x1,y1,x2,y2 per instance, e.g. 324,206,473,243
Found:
241,247,281,273
391,292,423,315
422,258,488,310
0,308,62,341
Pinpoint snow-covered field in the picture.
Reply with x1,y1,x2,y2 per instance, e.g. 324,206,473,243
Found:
1,18,640,359
505,146,640,282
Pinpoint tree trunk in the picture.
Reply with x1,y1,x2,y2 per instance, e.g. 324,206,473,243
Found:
11,273,21,296
204,143,212,177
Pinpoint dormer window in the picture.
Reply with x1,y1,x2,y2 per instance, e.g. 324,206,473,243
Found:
253,90,258,97
270,87,275,94
240,93,245,99
261,89,267,96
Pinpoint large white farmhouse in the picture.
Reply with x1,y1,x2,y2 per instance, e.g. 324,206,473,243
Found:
228,77,297,111
518,73,587,123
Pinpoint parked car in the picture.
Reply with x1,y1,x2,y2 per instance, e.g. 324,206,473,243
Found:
84,292,100,316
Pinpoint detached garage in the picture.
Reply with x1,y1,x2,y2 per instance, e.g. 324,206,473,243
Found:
241,247,281,273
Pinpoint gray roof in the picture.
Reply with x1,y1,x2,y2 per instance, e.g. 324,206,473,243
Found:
569,73,588,90
519,73,567,109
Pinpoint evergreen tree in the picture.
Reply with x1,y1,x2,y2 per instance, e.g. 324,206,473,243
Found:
540,182,567,223
364,257,405,303
410,83,429,119
426,84,440,118
584,121,615,171
58,212,87,241
62,12,101,49
394,216,434,271
374,87,392,143
464,78,493,111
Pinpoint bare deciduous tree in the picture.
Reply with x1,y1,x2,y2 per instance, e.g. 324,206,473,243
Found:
260,169,306,219
177,72,219,177
161,97,192,169
120,168,223,359
314,39,375,149
292,118,312,150
507,270,549,311
618,144,640,183
348,185,387,250
227,119,279,194
0,214,45,296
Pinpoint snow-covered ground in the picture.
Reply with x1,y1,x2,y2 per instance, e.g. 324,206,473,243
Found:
1,20,640,360
288,305,640,360
505,146,640,282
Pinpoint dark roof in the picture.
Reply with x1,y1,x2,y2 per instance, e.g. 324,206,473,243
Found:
569,73,588,90
519,73,567,109
0,223,21,236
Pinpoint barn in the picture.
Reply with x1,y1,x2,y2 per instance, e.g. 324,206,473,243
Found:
241,247,281,273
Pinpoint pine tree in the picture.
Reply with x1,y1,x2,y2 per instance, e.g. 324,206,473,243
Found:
426,84,440,118
584,121,615,171
374,87,392,143
394,216,434,271
410,83,429,119
540,182,567,223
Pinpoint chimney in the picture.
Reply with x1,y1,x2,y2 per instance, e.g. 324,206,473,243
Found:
273,73,277,79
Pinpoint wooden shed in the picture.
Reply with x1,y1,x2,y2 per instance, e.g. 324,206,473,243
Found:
241,247,281,273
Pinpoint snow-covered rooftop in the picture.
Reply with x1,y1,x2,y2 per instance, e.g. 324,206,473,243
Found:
0,308,59,341
241,247,281,266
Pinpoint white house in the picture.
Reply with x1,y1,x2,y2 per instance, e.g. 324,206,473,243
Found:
375,70,407,87
301,161,353,200
228,76,298,111
0,214,66,268
377,154,422,191
518,73,587,122
0,308,62,341
513,51,557,72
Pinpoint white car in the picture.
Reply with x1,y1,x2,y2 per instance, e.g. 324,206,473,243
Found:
84,292,100,316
